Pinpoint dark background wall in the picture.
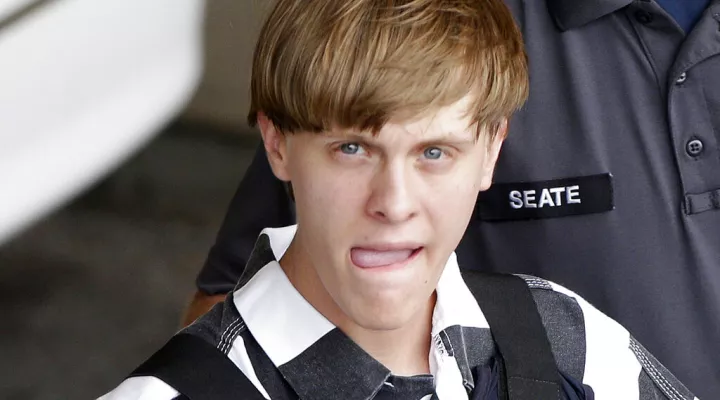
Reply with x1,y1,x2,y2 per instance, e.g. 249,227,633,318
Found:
0,124,259,399
0,1,275,398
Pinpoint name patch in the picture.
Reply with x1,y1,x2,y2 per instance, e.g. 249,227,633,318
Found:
476,173,614,221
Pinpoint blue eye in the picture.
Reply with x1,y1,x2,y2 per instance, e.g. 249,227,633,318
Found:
423,147,443,160
340,143,362,154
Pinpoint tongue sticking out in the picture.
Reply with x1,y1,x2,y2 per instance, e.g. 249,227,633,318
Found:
351,248,416,268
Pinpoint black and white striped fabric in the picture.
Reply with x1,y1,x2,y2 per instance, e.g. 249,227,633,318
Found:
100,226,699,400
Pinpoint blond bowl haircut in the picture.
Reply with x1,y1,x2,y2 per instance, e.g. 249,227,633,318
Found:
248,0,529,143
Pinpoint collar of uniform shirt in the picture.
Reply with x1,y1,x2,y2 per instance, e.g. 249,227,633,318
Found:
548,0,634,31
232,225,492,400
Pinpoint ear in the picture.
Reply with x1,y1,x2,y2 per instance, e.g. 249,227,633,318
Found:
258,112,291,182
478,118,507,191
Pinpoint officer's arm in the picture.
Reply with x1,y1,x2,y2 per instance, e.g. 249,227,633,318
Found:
182,292,227,327
182,144,295,326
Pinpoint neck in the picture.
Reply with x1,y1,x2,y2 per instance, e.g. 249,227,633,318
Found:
280,239,436,376
344,292,436,376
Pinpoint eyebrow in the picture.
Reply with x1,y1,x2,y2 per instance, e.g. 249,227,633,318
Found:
324,130,477,145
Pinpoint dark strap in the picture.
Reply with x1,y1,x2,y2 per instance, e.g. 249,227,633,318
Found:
130,333,266,400
461,270,562,400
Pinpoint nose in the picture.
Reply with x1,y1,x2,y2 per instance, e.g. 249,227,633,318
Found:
366,162,419,224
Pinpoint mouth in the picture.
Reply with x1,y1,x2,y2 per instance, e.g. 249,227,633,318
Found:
350,245,424,270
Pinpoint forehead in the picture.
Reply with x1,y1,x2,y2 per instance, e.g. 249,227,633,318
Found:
387,96,477,139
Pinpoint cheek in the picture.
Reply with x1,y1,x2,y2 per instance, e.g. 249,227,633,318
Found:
291,163,369,229
423,171,481,241
427,165,482,212
431,184,477,221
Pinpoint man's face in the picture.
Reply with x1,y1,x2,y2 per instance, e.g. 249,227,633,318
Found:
261,96,504,331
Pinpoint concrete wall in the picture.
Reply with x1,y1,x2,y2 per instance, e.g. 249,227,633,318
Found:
183,0,273,133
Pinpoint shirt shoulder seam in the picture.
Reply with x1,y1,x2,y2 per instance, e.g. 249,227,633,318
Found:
516,274,554,291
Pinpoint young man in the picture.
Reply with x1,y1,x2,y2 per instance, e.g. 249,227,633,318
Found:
103,0,699,398
187,1,720,397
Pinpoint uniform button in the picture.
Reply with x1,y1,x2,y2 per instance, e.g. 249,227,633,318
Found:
635,10,654,24
675,72,687,85
686,139,704,157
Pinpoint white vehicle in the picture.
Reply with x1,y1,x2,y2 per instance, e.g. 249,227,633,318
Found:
0,0,205,244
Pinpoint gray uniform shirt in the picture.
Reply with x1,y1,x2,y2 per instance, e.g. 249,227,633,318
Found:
466,1,720,397
196,1,720,397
